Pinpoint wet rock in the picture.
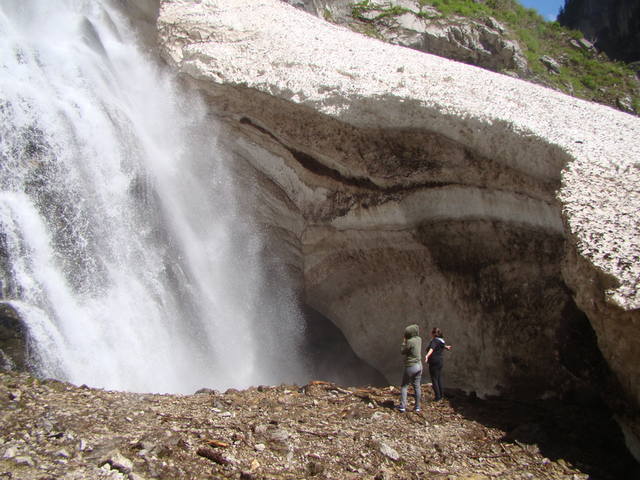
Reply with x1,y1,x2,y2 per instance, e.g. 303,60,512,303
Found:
0,303,27,372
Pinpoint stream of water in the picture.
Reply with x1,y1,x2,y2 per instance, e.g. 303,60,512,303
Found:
0,0,306,393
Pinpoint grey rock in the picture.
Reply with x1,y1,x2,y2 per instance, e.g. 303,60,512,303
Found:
378,442,400,461
15,455,35,467
306,459,324,475
578,37,595,50
2,446,17,459
253,424,269,436
540,55,561,73
56,448,72,458
77,438,88,451
617,95,635,113
269,428,290,443
104,451,133,474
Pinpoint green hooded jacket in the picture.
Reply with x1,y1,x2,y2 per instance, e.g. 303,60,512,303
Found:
401,324,422,367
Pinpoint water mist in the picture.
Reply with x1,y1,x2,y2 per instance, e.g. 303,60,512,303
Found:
0,0,307,393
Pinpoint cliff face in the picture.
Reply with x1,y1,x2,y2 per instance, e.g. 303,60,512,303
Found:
558,0,640,62
156,0,640,460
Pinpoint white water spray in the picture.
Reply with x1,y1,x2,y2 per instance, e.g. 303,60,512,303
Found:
0,0,306,393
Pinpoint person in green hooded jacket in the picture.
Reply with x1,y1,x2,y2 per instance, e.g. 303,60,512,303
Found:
398,324,422,412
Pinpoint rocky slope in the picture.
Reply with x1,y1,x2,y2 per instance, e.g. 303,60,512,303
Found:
286,0,639,115
287,0,528,75
156,0,640,460
1,371,638,479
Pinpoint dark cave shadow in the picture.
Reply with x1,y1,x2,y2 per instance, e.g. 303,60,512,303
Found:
445,390,640,480
301,305,387,388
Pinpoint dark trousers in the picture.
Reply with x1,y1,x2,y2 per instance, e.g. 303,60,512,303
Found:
429,362,443,400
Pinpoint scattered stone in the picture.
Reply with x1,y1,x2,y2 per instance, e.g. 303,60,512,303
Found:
37,417,54,433
196,446,230,465
253,424,269,436
378,442,400,461
2,446,17,458
306,460,324,476
0,370,636,479
194,388,217,394
55,448,71,458
14,455,35,467
104,451,133,474
269,428,289,443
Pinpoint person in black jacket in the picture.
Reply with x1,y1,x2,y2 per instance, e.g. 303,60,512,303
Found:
424,327,452,402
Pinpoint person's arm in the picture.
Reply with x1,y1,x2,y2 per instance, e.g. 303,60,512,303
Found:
424,347,433,363
445,344,452,351
401,337,409,354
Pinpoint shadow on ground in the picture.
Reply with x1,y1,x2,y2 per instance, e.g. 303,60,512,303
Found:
446,390,640,480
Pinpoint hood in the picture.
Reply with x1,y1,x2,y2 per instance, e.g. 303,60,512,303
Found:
404,324,419,339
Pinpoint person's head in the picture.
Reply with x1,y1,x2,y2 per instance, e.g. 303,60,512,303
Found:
404,324,419,339
431,327,442,338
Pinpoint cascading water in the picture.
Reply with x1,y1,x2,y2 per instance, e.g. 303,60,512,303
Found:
0,0,307,393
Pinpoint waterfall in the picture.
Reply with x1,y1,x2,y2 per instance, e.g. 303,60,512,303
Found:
0,0,307,393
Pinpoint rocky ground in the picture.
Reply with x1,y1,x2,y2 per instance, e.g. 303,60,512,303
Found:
0,371,638,480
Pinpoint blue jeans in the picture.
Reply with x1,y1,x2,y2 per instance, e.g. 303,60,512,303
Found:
400,363,422,410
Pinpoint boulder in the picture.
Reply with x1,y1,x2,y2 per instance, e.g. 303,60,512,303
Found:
157,0,640,459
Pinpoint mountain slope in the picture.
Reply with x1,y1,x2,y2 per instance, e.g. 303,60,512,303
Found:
288,0,640,114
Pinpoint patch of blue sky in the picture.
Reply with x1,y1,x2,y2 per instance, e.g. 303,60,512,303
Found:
519,0,565,21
